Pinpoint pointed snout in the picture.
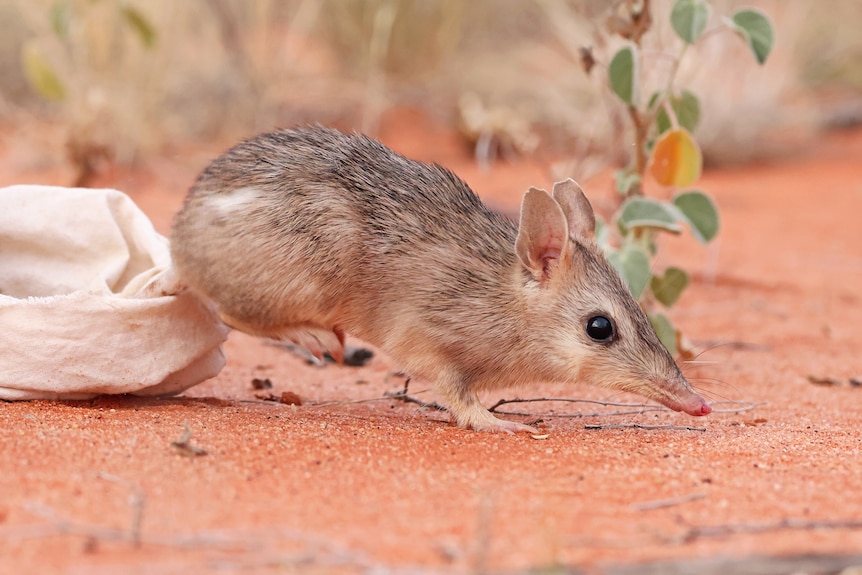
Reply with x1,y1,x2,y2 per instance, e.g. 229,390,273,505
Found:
663,388,712,416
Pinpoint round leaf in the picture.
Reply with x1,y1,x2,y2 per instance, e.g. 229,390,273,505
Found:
657,90,701,134
673,190,719,243
614,169,641,196
608,245,652,300
648,312,678,356
121,5,157,48
671,0,710,44
608,45,638,106
651,267,689,307
730,9,774,65
50,1,72,39
618,197,682,234
21,43,66,101
649,128,702,187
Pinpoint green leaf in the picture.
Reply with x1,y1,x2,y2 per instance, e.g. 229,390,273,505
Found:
649,312,678,356
608,45,638,106
651,267,690,307
657,90,701,134
614,169,641,196
671,0,710,44
50,1,72,39
673,90,701,132
608,244,652,300
618,197,683,234
21,43,66,101
121,5,157,48
673,190,719,243
729,9,774,65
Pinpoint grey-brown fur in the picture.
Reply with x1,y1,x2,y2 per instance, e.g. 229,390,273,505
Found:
171,126,710,432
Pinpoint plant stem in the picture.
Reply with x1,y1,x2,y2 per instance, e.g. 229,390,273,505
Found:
627,104,649,197
622,0,654,198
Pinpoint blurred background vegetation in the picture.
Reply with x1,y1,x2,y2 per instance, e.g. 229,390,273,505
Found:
1,0,860,181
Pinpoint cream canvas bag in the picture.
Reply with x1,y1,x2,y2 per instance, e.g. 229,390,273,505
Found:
0,185,228,400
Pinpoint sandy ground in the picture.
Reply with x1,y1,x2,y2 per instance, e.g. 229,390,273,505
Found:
1,111,861,575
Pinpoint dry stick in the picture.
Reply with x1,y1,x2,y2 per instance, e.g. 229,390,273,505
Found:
382,392,447,412
381,373,446,411
632,492,707,511
673,517,862,545
488,397,658,412
96,472,146,547
11,503,362,560
586,423,707,432
171,420,207,457
497,408,669,418
20,502,128,543
490,397,763,416
238,390,443,410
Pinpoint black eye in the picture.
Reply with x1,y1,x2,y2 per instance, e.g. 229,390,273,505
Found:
586,315,614,342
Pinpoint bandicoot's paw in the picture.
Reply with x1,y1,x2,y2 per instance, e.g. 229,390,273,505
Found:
446,395,539,434
466,415,538,435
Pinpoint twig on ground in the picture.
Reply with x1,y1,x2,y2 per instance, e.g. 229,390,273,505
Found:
382,372,447,411
585,423,707,431
673,517,862,544
631,492,707,511
96,472,145,547
489,397,659,412
19,502,128,543
10,502,365,564
382,390,447,411
601,552,862,575
490,398,762,417
171,420,208,457
494,407,670,418
238,389,444,410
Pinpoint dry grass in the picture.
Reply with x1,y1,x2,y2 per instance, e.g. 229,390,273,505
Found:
0,0,859,174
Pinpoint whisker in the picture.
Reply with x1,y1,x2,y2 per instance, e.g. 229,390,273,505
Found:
698,389,735,403
689,377,733,386
690,340,771,356
707,400,765,413
689,380,735,395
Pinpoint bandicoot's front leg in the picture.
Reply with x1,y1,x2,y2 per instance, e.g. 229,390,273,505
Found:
435,373,537,434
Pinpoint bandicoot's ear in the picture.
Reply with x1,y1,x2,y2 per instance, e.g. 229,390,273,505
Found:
516,187,569,283
552,178,595,242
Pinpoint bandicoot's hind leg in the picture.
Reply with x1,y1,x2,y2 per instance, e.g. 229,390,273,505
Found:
218,312,346,362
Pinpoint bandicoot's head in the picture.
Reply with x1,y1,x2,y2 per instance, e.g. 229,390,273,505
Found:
514,179,710,417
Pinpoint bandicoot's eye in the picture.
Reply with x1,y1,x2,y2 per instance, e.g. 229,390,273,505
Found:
586,315,614,342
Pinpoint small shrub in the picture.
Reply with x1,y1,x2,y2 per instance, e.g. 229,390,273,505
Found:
583,0,774,356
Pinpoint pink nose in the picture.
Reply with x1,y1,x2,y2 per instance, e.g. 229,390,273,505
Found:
681,396,711,417
662,390,711,417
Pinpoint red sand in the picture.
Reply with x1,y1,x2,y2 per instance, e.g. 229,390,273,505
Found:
1,112,861,574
